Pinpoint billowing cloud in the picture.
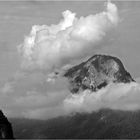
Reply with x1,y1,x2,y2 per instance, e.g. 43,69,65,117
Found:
18,1,119,74
2,1,140,120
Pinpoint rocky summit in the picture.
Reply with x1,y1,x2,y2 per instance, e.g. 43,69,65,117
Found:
64,54,135,94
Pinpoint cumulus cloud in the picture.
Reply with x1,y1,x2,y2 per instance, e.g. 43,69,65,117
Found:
2,1,140,120
18,1,119,74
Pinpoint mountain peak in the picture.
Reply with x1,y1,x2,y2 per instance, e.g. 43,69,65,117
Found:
64,54,135,93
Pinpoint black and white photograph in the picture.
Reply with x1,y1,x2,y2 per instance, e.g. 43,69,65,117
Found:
0,0,140,139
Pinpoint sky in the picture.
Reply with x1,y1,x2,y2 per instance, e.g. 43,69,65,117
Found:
1,1,140,119
0,1,140,81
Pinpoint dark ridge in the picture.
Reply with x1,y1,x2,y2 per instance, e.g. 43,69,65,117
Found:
10,109,140,139
0,110,14,139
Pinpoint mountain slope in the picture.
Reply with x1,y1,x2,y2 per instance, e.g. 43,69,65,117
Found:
10,109,140,139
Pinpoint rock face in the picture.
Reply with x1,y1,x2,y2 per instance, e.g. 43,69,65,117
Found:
64,54,135,94
0,110,14,139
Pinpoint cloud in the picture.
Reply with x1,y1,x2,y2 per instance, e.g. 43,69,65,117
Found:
64,82,140,114
1,82,14,94
18,1,119,74
0,75,70,119
1,74,140,120
3,1,140,120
